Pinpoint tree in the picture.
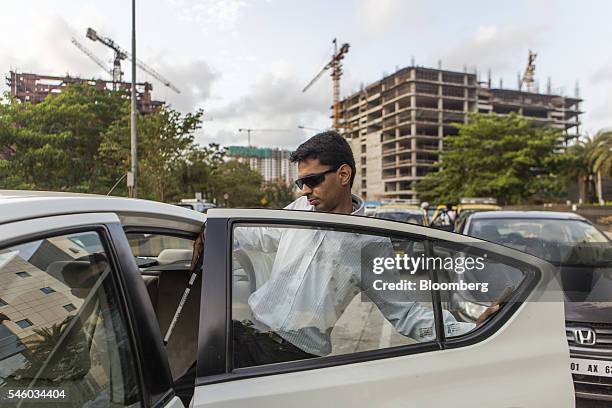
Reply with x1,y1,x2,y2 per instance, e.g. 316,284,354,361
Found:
261,179,296,208
588,129,612,204
209,161,264,207
98,107,203,201
416,113,570,205
565,136,597,204
175,143,226,201
0,85,129,192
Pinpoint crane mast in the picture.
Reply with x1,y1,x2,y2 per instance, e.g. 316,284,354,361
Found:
302,39,350,131
85,27,180,94
86,28,126,88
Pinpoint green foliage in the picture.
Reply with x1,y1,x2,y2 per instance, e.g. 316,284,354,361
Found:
416,113,571,205
98,106,204,201
0,85,267,207
261,179,296,208
0,85,128,192
588,130,612,177
208,160,264,207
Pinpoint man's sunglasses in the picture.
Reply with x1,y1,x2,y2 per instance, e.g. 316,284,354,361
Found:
294,167,338,189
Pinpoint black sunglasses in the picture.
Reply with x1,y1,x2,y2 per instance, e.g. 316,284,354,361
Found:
294,167,338,189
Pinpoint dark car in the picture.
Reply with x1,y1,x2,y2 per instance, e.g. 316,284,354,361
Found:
455,211,612,402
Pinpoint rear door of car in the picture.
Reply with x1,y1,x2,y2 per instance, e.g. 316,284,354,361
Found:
0,212,182,408
192,209,574,407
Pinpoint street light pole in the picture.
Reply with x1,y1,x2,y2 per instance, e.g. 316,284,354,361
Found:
129,0,138,198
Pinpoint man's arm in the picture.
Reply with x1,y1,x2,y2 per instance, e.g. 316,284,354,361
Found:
359,238,475,342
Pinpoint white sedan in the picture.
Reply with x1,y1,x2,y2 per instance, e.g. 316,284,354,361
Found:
0,190,574,407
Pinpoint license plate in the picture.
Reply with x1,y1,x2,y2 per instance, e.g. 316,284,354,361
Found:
570,358,612,377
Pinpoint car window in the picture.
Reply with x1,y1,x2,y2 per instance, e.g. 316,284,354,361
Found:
126,232,194,267
467,219,612,265
0,231,141,407
230,223,477,369
431,240,530,333
375,211,424,224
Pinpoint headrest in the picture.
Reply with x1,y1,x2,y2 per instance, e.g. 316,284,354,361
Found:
157,249,193,266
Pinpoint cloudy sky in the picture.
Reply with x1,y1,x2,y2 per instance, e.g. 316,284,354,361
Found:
2,0,611,149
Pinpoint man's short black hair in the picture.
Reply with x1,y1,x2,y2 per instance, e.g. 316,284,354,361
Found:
290,131,356,187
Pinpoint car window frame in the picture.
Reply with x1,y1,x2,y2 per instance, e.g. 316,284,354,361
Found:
196,213,541,387
0,221,152,406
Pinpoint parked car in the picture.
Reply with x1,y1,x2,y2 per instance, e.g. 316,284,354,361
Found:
175,198,216,213
454,197,501,232
0,191,574,407
363,200,381,217
373,204,429,226
454,210,612,402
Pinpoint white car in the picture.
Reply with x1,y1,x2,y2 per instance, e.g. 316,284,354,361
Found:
0,190,574,407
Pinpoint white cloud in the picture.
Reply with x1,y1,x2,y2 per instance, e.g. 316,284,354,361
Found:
441,24,544,75
198,70,332,149
590,61,612,85
354,0,418,37
141,56,220,113
166,0,250,33
1,16,109,80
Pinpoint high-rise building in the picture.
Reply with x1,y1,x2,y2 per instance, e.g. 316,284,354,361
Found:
225,146,299,185
339,66,582,201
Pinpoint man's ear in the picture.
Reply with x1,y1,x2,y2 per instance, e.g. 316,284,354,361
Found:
338,164,352,187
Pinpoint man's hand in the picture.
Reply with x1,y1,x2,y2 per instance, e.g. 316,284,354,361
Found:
476,304,500,326
475,286,514,326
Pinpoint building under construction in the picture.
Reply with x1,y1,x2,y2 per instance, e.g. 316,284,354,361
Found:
339,66,582,201
6,71,163,114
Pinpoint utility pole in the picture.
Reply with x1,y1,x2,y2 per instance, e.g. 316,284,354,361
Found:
129,0,137,198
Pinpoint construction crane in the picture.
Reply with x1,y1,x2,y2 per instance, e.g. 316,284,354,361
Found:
86,28,126,88
302,39,350,131
521,49,537,93
71,38,113,78
238,128,289,146
85,27,180,94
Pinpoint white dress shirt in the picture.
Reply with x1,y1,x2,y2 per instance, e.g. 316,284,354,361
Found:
233,195,475,356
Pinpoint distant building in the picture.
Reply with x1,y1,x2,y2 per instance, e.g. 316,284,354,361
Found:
225,146,298,185
339,66,582,201
6,71,163,114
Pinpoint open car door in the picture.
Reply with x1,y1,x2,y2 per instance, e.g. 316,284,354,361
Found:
193,209,573,407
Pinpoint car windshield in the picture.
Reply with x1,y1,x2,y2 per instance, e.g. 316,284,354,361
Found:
375,211,424,225
468,218,612,266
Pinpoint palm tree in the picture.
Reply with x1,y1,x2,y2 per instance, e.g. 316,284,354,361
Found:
588,129,612,204
567,136,597,203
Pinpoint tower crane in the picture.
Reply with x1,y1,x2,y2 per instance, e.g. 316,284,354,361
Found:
238,128,289,146
521,49,537,93
302,39,350,131
86,28,126,88
85,27,180,93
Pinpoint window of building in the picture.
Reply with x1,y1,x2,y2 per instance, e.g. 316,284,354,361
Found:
63,303,77,312
16,271,31,278
0,232,142,407
15,319,33,329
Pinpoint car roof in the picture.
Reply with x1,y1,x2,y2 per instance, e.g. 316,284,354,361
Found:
0,190,206,230
458,204,501,210
375,205,423,212
468,210,586,221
